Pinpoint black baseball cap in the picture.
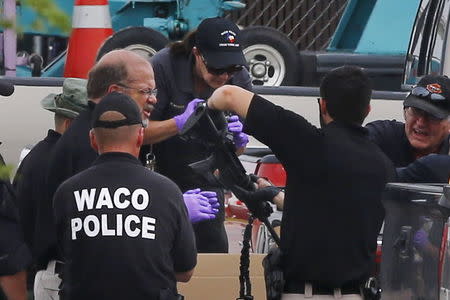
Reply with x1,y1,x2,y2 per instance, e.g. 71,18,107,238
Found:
195,17,246,69
91,92,144,128
404,75,450,119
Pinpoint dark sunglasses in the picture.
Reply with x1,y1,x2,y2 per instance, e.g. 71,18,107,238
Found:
201,55,243,75
411,86,446,101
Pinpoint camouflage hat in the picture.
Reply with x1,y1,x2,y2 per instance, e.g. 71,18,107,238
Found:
40,78,88,119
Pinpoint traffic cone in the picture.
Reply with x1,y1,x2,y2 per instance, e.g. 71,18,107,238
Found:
64,0,114,78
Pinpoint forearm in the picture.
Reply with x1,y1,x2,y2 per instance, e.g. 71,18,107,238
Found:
175,269,194,282
272,192,284,210
0,271,27,300
208,85,254,118
143,119,179,144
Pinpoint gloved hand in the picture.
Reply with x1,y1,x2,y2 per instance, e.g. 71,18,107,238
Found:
199,191,220,209
413,229,429,249
183,188,218,223
174,98,204,131
227,115,249,149
234,185,278,220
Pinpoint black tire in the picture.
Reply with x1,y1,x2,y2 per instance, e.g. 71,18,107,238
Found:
96,27,169,61
240,26,301,86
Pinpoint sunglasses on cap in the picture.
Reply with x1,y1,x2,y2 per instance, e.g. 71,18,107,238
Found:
411,86,446,101
200,55,243,76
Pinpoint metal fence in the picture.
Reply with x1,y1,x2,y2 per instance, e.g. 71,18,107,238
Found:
228,0,348,51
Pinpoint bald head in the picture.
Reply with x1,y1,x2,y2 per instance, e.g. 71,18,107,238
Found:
87,49,152,101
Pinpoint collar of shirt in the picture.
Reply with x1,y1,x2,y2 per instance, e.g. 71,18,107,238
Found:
326,120,368,136
88,101,97,110
92,152,142,167
47,129,61,139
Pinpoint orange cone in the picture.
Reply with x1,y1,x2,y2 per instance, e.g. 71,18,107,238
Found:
64,0,114,78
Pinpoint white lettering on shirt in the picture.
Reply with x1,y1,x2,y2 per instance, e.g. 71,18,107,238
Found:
114,187,130,209
70,187,157,240
131,188,149,211
70,214,157,240
71,218,82,239
74,188,96,211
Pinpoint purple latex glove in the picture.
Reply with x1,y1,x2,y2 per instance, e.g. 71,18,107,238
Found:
173,98,204,131
413,229,429,249
199,191,220,209
183,189,217,223
227,115,249,148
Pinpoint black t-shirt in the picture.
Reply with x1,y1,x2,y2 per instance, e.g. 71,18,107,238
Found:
244,95,395,288
366,119,450,167
53,152,196,300
13,129,61,268
45,102,97,263
0,155,31,276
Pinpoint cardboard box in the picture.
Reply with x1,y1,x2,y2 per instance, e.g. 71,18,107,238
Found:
178,254,267,300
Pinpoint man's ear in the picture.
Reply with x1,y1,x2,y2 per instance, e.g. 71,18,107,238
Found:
364,104,371,119
319,98,328,115
89,129,99,153
108,84,121,93
63,118,73,133
137,127,144,148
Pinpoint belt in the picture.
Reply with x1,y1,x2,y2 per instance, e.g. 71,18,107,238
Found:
285,281,361,295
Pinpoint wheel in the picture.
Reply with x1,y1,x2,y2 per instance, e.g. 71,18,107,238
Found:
96,27,169,61
240,26,301,86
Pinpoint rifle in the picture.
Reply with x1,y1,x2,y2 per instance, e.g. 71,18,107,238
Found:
180,101,280,245
180,101,282,300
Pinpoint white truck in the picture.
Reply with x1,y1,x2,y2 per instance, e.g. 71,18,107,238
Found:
0,0,446,167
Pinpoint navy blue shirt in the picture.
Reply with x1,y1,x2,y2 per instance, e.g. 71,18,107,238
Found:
149,47,252,253
366,120,449,167
45,102,97,263
13,129,61,269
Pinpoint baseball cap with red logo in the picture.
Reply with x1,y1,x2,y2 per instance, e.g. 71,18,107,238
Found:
404,75,450,119
195,17,247,69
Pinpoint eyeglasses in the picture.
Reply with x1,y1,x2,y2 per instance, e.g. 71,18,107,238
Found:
405,106,443,123
200,55,243,76
411,86,446,101
117,83,158,98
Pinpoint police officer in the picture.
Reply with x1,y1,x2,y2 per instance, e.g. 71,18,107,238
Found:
366,74,450,168
12,78,88,299
207,66,395,299
53,92,196,300
146,17,252,253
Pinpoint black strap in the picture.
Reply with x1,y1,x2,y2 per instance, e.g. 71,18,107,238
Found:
237,216,254,300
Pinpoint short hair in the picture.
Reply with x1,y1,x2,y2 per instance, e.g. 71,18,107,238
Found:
87,61,128,99
320,65,372,125
54,113,70,127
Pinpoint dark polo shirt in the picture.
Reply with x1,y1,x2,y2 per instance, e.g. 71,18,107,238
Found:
366,119,449,167
13,129,61,269
244,95,395,289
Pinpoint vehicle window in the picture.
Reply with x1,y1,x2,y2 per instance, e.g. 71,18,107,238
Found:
428,0,450,75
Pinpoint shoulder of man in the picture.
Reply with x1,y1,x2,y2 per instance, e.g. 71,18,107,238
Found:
366,119,405,141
